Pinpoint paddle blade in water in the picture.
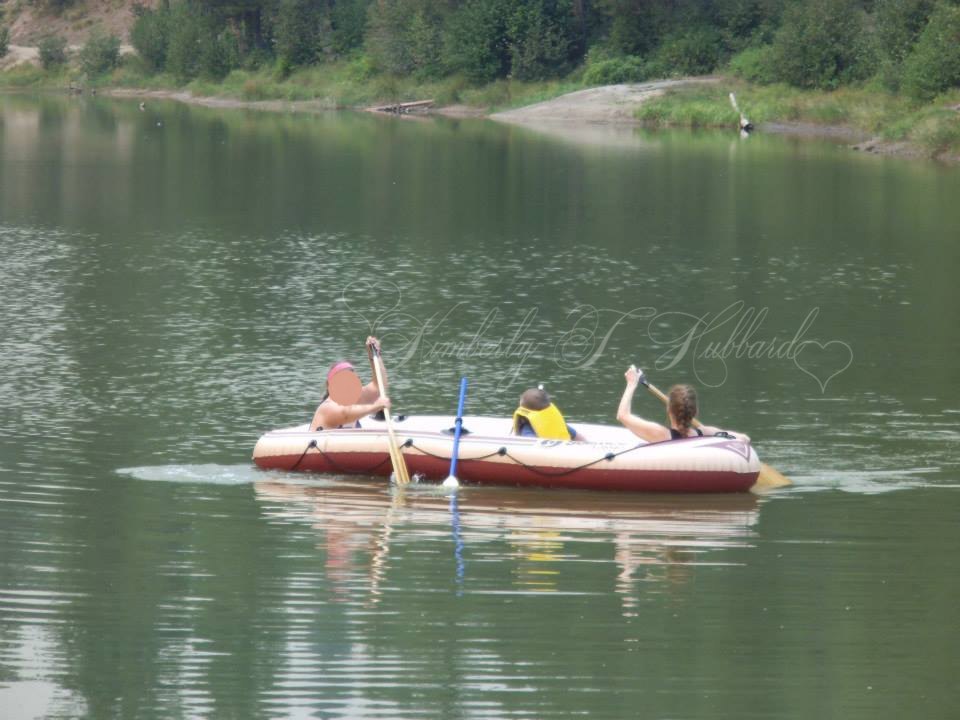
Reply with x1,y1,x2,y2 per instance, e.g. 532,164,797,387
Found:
751,463,792,492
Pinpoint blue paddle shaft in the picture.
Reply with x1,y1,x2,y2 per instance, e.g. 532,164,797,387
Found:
448,377,468,479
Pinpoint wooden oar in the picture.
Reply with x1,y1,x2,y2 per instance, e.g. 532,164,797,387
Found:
642,379,791,492
371,347,411,485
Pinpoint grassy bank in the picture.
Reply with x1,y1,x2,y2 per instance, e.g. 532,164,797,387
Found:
0,55,583,114
637,82,960,159
4,56,959,161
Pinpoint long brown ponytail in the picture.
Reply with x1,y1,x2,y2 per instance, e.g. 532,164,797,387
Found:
668,384,698,437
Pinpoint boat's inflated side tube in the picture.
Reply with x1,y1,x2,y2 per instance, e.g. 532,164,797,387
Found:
512,404,572,441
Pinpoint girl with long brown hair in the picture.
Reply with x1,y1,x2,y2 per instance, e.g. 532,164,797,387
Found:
616,366,750,443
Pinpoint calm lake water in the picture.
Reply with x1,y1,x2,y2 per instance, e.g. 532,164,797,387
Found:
1,93,958,719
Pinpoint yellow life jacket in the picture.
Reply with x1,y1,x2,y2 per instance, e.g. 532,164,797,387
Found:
512,404,572,441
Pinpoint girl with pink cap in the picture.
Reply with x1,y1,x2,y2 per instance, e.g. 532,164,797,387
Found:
310,337,391,431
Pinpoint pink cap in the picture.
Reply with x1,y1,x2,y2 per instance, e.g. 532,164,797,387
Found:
326,361,355,384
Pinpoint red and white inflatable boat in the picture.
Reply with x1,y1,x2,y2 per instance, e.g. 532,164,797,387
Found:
253,415,760,493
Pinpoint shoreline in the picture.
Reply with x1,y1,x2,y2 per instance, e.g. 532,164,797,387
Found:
4,81,955,164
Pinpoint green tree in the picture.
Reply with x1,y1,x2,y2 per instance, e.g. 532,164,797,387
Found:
331,0,371,56
593,0,671,57
506,0,578,80
366,0,415,74
442,0,511,82
902,2,960,100
38,35,68,69
198,23,239,79
770,0,874,89
131,3,172,72
0,25,9,59
166,4,201,81
274,0,323,71
715,0,781,50
79,31,121,76
654,25,724,76
407,8,443,77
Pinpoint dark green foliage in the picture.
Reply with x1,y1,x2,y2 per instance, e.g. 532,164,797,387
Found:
166,4,201,81
38,35,68,69
29,0,955,101
715,0,781,50
0,25,9,59
130,3,171,72
198,24,239,79
506,0,578,80
874,0,936,88
366,0,413,74
274,0,323,70
770,0,875,89
79,32,121,76
875,0,936,64
442,0,511,83
596,0,669,57
727,44,777,83
331,0,371,56
653,26,723,76
902,2,960,100
366,0,445,76
583,54,646,85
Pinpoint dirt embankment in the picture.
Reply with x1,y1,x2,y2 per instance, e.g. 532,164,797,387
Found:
491,79,719,125
3,0,153,46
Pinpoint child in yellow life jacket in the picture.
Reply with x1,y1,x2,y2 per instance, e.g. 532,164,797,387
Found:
512,387,585,441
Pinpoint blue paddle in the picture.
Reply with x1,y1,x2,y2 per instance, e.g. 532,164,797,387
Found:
442,377,468,488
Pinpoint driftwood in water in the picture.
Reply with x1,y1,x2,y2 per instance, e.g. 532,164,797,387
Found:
729,92,753,135
366,99,435,115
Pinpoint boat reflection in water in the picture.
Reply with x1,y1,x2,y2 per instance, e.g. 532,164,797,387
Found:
253,477,760,609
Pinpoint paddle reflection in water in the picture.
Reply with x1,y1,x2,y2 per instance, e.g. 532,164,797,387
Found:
253,478,760,606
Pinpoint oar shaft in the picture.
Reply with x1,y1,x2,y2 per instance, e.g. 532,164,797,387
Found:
372,347,410,484
449,377,468,479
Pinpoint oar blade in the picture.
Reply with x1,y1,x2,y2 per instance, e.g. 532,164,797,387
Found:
750,463,792,493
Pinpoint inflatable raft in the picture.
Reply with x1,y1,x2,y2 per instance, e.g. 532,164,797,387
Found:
253,415,760,493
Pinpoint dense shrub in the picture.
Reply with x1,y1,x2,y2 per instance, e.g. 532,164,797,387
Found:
506,0,578,81
198,25,239,80
38,35,68,69
902,2,960,101
366,0,414,74
874,0,935,65
274,0,323,71
601,0,668,57
130,3,170,72
583,55,646,85
442,0,511,83
715,0,781,51
0,25,9,59
770,0,875,89
407,8,443,78
79,32,121,76
727,44,777,84
165,5,201,81
653,27,723,76
330,0,370,56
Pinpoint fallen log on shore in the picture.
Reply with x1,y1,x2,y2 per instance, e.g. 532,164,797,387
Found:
366,99,435,115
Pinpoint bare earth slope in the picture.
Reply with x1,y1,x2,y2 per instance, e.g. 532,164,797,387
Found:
491,78,718,125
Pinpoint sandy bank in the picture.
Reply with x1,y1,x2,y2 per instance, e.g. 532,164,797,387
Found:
491,78,719,125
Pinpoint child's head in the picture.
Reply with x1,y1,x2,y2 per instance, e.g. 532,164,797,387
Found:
519,387,551,411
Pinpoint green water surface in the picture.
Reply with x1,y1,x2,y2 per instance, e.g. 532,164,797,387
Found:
1,93,958,719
